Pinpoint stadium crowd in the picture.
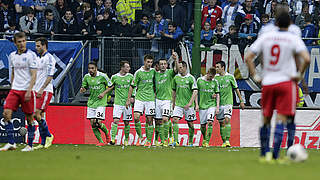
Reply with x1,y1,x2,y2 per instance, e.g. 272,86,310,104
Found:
0,0,320,46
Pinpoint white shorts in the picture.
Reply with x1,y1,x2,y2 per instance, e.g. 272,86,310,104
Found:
172,106,196,121
216,105,233,122
87,107,106,120
134,100,155,116
155,99,171,119
113,104,133,121
199,107,217,125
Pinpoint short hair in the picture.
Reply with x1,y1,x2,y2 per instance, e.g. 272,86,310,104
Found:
35,37,48,49
304,14,312,23
168,21,177,28
104,9,110,15
26,7,35,15
180,61,187,68
216,61,225,70
276,11,290,28
216,20,223,26
229,25,237,31
88,61,97,67
120,61,129,68
207,67,216,75
261,14,269,19
155,11,162,16
13,32,26,42
84,10,93,20
141,14,148,19
158,58,167,63
144,54,154,61
121,16,128,21
45,9,53,16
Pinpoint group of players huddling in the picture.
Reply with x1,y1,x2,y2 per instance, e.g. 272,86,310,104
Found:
1,32,55,152
80,51,244,148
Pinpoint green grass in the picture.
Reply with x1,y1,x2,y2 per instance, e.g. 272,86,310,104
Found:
0,144,318,180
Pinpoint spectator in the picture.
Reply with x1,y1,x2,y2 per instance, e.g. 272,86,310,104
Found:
132,14,150,37
147,11,169,39
238,14,258,46
265,0,277,21
160,21,183,41
223,25,238,47
214,21,227,43
242,0,260,23
96,9,115,36
46,0,60,24
302,14,316,45
71,0,84,16
93,0,105,22
201,0,223,30
115,16,132,37
116,0,134,24
14,0,34,15
77,2,91,25
202,0,209,10
19,8,38,35
291,0,303,18
80,10,96,35
60,8,79,34
295,3,310,29
201,21,214,47
260,13,269,29
38,9,59,35
222,0,245,32
104,0,116,21
162,0,186,31
55,0,68,18
4,20,19,41
186,20,194,40
34,0,48,21
0,0,16,32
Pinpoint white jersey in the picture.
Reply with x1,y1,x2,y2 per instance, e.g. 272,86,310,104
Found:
249,30,307,86
259,23,302,37
9,49,38,91
34,52,56,93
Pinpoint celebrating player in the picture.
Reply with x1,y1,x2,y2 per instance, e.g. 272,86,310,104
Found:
172,61,198,147
154,52,179,147
127,54,156,147
245,11,310,162
33,37,55,150
108,61,134,146
80,62,112,146
215,61,245,147
0,32,37,152
197,67,220,147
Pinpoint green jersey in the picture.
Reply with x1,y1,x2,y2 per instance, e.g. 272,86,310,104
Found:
131,67,155,102
82,71,112,108
172,73,197,107
111,72,133,106
215,72,238,106
197,76,220,110
155,69,175,100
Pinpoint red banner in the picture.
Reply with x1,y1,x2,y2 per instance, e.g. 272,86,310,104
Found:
44,106,240,146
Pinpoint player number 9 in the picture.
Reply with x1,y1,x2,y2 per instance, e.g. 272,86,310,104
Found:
270,44,280,65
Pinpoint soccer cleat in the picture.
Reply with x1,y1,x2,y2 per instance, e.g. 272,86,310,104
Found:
124,140,129,146
187,143,193,147
169,141,179,147
169,137,174,144
163,140,168,147
44,135,54,149
221,142,226,147
96,142,105,147
259,152,273,164
21,145,34,152
155,141,161,147
135,138,142,146
109,140,115,145
105,133,111,144
202,140,209,148
33,144,44,150
225,141,231,147
144,141,152,147
0,143,17,151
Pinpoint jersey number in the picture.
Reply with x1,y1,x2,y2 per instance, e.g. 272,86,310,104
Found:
163,109,170,116
270,44,280,65
97,112,104,118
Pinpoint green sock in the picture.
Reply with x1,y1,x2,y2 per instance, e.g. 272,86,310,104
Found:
110,123,118,141
92,127,103,143
220,126,226,142
169,121,173,138
147,125,154,142
225,124,231,141
173,123,179,142
163,121,169,141
135,122,142,138
189,127,194,144
100,123,109,136
124,125,130,141
155,124,159,141
201,126,206,142
206,124,213,142
159,124,164,143
145,124,149,140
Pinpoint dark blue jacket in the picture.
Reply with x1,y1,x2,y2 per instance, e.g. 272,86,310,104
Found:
302,23,316,45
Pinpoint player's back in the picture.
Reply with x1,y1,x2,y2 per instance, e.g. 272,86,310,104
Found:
257,31,304,85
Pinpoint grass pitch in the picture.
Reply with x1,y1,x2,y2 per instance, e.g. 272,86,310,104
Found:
0,144,318,180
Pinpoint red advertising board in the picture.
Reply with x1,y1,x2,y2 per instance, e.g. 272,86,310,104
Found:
44,106,240,146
